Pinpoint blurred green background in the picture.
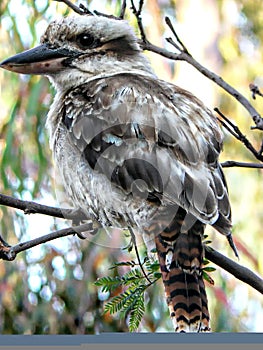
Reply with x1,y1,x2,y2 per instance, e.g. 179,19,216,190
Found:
0,0,263,333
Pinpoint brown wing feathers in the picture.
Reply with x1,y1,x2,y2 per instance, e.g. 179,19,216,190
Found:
61,73,233,332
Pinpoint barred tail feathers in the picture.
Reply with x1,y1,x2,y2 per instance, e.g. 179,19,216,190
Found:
154,225,210,332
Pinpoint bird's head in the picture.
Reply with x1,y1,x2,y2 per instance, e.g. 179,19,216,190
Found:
0,15,154,90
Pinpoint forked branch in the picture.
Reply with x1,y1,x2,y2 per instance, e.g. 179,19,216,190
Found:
54,0,91,15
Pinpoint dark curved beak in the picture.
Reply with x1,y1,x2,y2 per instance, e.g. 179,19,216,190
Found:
0,44,78,75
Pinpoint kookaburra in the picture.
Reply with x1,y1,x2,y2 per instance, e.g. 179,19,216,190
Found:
0,12,236,332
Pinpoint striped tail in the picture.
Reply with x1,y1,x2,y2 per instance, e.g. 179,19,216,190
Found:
154,220,210,332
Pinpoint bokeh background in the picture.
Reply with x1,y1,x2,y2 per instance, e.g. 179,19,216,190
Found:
0,0,263,333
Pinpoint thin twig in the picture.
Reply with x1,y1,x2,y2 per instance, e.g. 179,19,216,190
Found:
215,108,263,162
54,0,91,15
0,223,93,261
138,0,144,15
130,0,147,43
165,37,183,53
205,246,263,295
165,17,190,55
119,0,127,19
93,11,121,20
128,227,153,285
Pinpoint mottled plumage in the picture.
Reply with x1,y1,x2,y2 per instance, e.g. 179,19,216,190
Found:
0,14,236,332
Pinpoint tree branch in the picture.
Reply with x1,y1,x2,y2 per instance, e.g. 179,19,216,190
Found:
165,17,190,55
130,0,147,43
221,161,263,169
0,223,93,261
0,193,87,221
137,15,263,130
205,246,263,295
54,0,91,15
214,108,263,161
119,0,127,19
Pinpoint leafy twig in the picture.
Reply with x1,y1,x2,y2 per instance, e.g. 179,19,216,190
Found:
128,227,153,285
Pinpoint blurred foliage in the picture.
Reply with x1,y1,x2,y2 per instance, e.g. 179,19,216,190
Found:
0,0,263,334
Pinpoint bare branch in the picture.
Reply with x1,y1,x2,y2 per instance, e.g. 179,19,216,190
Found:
165,37,183,53
0,193,87,221
53,0,92,15
181,56,263,131
205,246,263,295
165,17,190,55
142,40,182,59
215,108,263,161
221,161,263,169
119,0,127,19
0,223,93,261
138,0,144,15
130,0,147,43
139,18,263,130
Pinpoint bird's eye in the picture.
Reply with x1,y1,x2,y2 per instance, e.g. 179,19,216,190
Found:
76,33,96,49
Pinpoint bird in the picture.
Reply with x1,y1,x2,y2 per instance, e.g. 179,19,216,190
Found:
0,12,237,332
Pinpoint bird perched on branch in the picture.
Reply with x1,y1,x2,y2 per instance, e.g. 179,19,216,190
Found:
0,10,237,332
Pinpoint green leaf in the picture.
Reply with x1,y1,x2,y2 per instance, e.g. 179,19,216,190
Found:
203,266,217,272
203,271,214,285
94,276,123,292
121,269,143,285
103,283,147,332
145,260,160,272
104,289,135,315
202,258,210,265
128,293,145,332
153,272,162,279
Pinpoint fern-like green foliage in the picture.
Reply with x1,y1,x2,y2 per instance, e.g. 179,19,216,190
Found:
94,239,215,331
94,250,161,332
